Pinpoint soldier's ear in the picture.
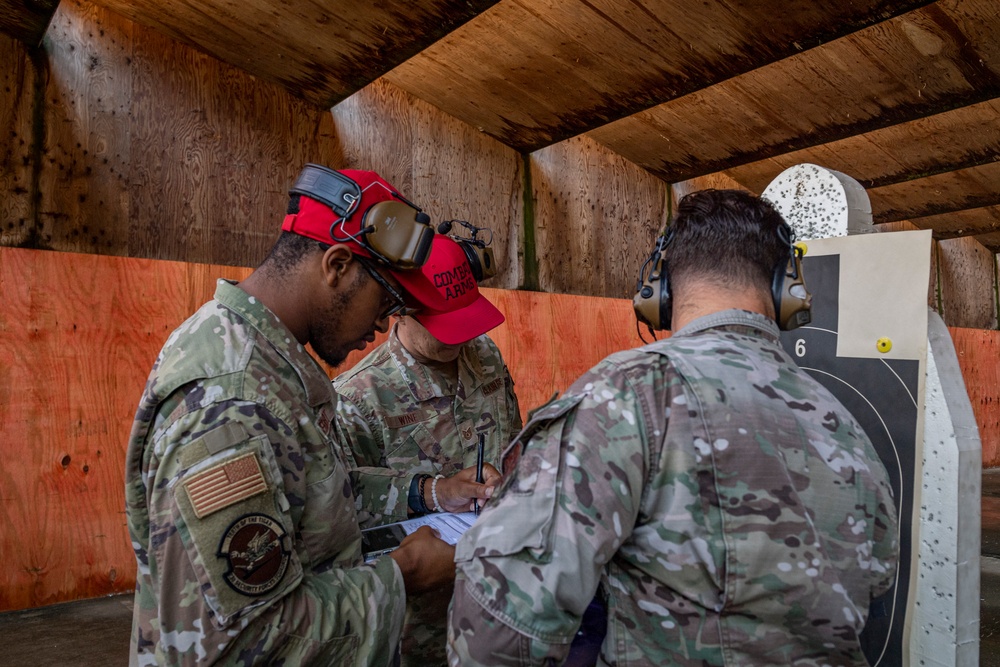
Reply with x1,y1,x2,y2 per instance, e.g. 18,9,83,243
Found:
320,245,354,288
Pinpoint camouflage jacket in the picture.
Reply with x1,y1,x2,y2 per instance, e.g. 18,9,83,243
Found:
124,280,406,667
448,309,899,666
333,325,521,527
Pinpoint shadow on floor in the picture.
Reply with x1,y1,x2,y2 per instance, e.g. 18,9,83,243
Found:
2,469,1000,666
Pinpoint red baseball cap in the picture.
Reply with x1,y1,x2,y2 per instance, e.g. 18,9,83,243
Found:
392,235,504,345
281,167,400,260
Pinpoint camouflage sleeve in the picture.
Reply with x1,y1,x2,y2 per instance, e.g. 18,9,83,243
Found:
334,392,412,528
448,360,647,665
502,363,523,436
144,404,406,665
870,465,900,598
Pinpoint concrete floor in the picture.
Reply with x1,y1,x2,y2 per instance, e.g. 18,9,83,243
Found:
3,471,1000,666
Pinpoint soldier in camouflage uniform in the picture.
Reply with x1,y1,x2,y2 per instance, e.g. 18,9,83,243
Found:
447,189,899,666
124,165,461,666
335,234,521,665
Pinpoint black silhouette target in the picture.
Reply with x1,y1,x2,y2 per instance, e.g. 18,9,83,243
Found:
780,254,917,667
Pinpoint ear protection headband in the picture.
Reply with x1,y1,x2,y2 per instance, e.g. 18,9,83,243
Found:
289,164,435,270
632,223,812,332
772,223,812,330
437,219,497,281
632,230,673,331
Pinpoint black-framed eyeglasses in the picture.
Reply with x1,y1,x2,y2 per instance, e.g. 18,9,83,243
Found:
355,255,412,320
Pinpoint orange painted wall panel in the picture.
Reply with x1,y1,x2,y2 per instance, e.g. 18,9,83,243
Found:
948,327,1000,467
0,247,643,611
1,246,995,611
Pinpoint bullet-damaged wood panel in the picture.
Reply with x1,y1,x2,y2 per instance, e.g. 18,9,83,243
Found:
0,32,35,246
531,135,667,298
0,0,59,46
949,327,1000,468
86,0,499,108
590,0,1000,183
124,4,340,267
387,0,929,152
936,236,997,329
331,79,524,290
36,1,132,256
722,100,1000,194
3,0,344,265
0,246,251,611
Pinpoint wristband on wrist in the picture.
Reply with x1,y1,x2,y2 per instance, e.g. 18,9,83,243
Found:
414,474,432,514
408,474,426,514
431,474,445,512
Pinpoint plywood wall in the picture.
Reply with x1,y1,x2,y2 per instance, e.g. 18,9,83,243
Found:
936,236,998,329
1,0,339,268
330,79,524,290
531,134,669,297
0,246,647,612
5,0,998,319
950,328,1000,467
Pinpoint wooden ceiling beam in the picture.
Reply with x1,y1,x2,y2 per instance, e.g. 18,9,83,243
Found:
87,0,500,108
908,205,1000,242
386,0,932,152
720,98,1000,193
967,231,1000,254
0,0,59,47
869,162,1000,223
589,0,1000,183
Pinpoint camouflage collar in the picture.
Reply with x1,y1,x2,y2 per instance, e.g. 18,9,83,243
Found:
214,279,334,408
386,325,485,401
672,309,780,343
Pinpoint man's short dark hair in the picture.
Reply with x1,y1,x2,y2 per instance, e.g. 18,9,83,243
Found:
260,231,328,274
664,189,789,291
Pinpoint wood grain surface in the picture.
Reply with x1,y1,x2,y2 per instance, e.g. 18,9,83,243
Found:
936,236,998,329
1,246,996,611
2,0,340,269
331,79,524,291
950,327,1000,467
531,135,668,298
0,247,641,611
0,0,59,47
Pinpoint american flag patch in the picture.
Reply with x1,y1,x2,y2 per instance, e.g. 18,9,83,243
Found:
185,453,268,519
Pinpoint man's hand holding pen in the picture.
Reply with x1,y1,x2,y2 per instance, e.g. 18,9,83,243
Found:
424,458,501,514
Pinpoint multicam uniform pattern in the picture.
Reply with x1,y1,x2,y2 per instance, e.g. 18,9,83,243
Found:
448,309,899,666
334,325,521,665
124,280,406,667
333,325,521,528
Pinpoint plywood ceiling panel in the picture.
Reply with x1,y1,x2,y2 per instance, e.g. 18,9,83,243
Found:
868,162,1000,223
0,0,60,46
909,205,1000,243
61,0,1000,250
587,0,1000,183
384,0,931,151
86,0,499,107
721,99,1000,193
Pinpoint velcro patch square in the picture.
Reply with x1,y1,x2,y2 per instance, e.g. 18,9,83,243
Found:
185,453,268,519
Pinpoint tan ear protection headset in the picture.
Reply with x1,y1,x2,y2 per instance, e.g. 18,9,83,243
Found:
633,222,812,331
437,219,497,281
289,164,435,269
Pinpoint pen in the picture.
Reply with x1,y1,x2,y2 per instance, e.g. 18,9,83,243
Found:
474,433,485,516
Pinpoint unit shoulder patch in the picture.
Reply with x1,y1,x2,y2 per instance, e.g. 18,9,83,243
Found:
217,513,290,596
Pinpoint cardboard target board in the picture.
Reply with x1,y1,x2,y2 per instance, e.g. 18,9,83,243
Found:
778,230,931,666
